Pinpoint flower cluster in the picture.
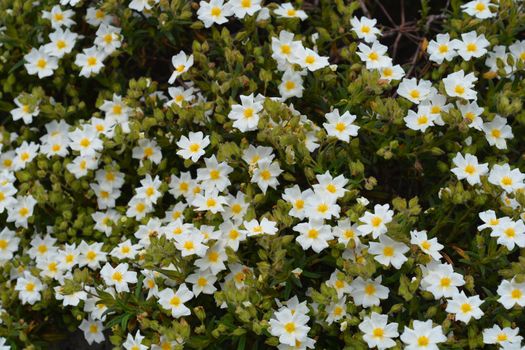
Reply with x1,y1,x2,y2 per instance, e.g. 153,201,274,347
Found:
0,0,524,349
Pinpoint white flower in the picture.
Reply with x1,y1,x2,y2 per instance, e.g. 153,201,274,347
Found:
404,106,436,132
271,30,303,66
312,171,348,200
323,109,359,142
279,69,304,100
483,325,523,346
357,41,391,69
427,33,457,64
451,152,488,185
461,0,496,19
458,101,484,130
397,78,432,104
168,51,194,84
167,86,195,107
176,131,210,162
421,262,465,298
350,16,381,43
482,115,513,149
100,263,137,292
368,235,409,269
443,70,478,100
192,189,228,213
400,320,447,350
357,204,394,239
15,272,44,305
488,164,525,193
251,160,282,193
326,297,347,325
274,3,308,20
282,185,314,220
410,230,443,260
10,96,40,124
229,0,262,18
497,277,525,309
326,270,352,298
24,47,58,79
197,155,233,192
244,218,278,236
79,317,105,345
69,125,103,157
123,331,148,350
197,0,234,28
453,31,490,61
129,0,159,11
42,6,75,29
446,291,484,323
290,47,330,71
0,228,19,263
6,195,37,228
350,276,389,307
94,24,122,54
228,93,264,132
158,284,194,318
358,312,399,350
293,220,333,253
268,307,310,346
186,269,218,296
491,217,525,250
75,47,107,77
174,232,208,257
44,28,78,58
378,64,405,82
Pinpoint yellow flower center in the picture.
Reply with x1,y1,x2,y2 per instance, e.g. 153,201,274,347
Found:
80,138,91,148
317,203,328,213
260,169,272,181
497,333,508,342
501,176,513,186
466,43,477,52
241,0,251,8
418,336,429,346
89,324,98,333
410,89,420,99
87,57,97,66
0,240,7,250
176,64,185,73
206,198,217,207
243,108,254,119
281,44,291,55
454,85,465,95
421,240,431,250
439,44,449,53
491,129,501,138
417,115,429,125
305,55,315,64
511,289,523,299
464,164,476,175
373,327,384,338
210,169,220,180
211,6,221,16
308,229,319,239
364,284,376,295
361,25,370,33
285,81,295,90
19,207,29,217
383,246,394,257
475,2,486,11
371,216,382,227
112,271,123,282
440,277,451,288
25,282,35,292
368,52,378,61
505,228,516,238
460,303,472,313
170,296,181,306
335,122,346,132
231,203,242,214
287,9,297,16
294,199,304,209
37,58,47,69
284,322,296,333
197,277,207,287
56,40,66,49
